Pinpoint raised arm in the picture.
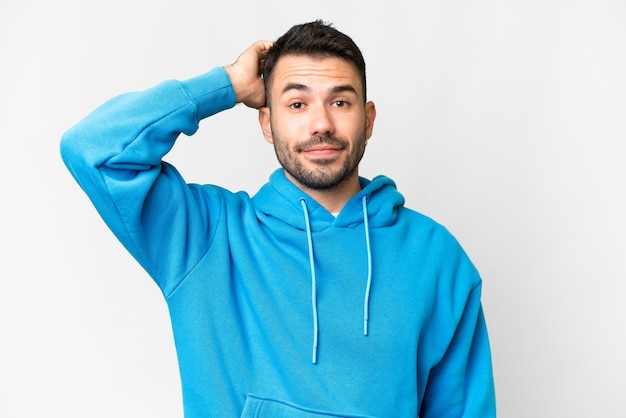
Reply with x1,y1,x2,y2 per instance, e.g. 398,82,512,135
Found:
60,41,272,295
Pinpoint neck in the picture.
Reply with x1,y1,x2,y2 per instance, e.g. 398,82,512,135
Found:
284,170,362,214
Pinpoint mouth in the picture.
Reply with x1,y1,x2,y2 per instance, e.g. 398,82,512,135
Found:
303,147,342,158
297,135,347,157
300,143,345,159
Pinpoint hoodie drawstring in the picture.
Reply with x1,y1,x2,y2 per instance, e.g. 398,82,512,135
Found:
362,195,372,336
300,199,319,364
300,196,373,364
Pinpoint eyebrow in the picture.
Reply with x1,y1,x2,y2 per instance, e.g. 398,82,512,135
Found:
281,83,309,94
280,83,358,96
331,85,358,95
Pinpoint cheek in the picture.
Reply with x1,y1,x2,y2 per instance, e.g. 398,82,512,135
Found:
272,112,307,138
337,117,367,139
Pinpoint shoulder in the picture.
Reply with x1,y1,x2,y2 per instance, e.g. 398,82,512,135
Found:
396,206,480,282
397,206,458,243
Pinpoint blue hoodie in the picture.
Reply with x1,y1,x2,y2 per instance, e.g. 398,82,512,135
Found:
60,67,495,417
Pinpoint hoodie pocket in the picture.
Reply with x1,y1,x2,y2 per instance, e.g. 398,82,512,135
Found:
240,394,378,418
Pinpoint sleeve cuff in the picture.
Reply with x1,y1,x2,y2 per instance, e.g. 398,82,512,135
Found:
181,67,237,121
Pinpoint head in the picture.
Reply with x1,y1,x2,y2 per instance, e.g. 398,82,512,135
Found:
263,20,367,106
259,21,376,194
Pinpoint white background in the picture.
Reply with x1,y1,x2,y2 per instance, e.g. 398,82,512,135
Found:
1,0,625,416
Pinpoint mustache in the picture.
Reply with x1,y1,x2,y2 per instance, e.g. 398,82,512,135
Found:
295,134,348,152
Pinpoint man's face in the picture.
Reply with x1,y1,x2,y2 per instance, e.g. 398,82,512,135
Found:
259,55,376,191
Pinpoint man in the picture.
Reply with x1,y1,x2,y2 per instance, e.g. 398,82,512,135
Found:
61,20,495,417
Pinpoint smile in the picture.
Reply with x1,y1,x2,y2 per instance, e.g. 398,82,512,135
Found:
302,146,343,158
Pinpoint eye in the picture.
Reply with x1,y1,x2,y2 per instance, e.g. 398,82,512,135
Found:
332,100,349,108
289,102,305,110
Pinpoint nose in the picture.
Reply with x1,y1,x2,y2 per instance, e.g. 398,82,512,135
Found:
309,105,335,137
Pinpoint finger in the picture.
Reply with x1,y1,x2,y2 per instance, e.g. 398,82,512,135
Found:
254,40,274,57
252,40,273,76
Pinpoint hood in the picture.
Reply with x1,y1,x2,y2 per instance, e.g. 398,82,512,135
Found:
253,169,405,231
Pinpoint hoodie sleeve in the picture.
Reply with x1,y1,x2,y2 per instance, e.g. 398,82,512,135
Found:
60,67,236,295
420,281,496,418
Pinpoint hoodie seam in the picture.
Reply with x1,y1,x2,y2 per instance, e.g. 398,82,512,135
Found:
163,189,225,300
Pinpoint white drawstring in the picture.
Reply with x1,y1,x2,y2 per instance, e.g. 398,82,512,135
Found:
362,195,372,336
300,199,319,364
300,196,373,364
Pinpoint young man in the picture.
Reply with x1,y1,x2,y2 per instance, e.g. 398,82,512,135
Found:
61,21,495,417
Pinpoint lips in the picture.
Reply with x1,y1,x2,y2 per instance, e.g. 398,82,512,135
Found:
299,143,345,160
302,148,342,160
303,144,342,152
296,135,347,153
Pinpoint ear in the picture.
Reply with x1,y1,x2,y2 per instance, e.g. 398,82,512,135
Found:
364,101,377,140
258,107,273,144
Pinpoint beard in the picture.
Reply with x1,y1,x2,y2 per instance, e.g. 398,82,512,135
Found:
272,131,367,191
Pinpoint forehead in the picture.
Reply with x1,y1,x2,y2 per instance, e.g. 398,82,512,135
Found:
270,55,363,96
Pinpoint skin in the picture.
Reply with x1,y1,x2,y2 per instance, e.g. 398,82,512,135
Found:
225,41,376,213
